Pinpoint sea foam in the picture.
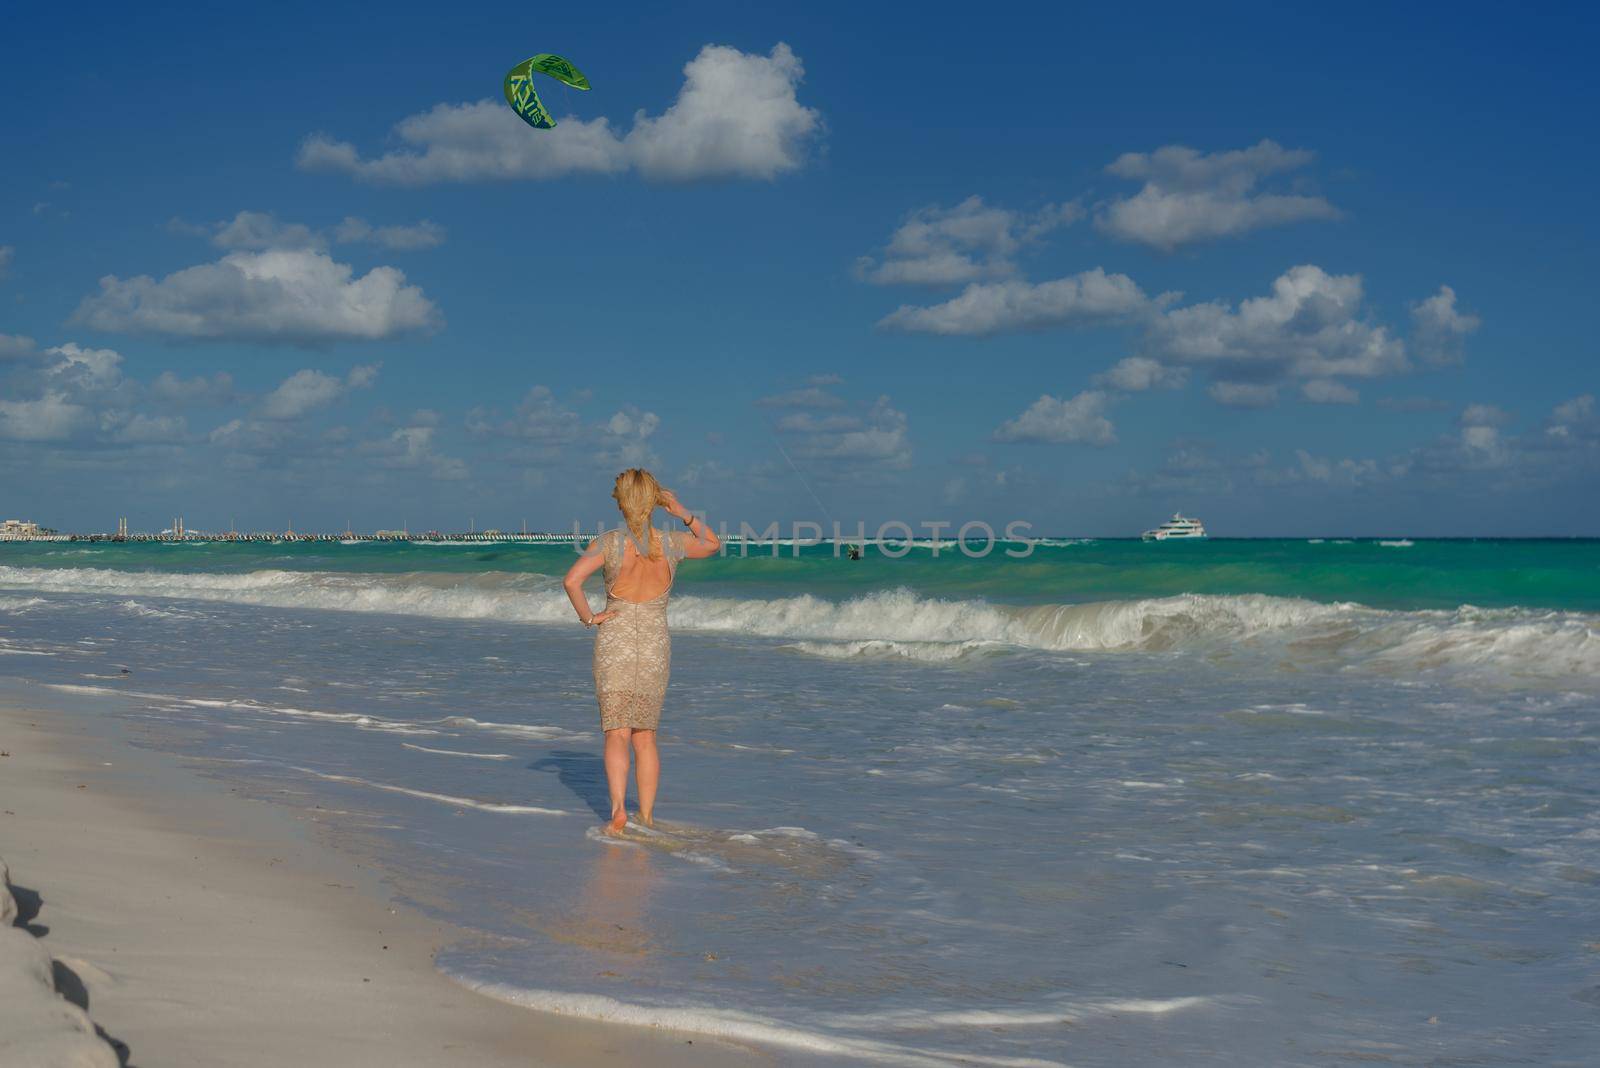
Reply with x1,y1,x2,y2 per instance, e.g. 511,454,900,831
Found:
3,565,1597,688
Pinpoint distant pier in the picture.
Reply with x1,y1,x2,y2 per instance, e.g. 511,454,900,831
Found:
1,531,590,545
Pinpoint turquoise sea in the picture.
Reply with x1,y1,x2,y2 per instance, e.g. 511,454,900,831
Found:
6,533,1600,606
2,536,1597,1064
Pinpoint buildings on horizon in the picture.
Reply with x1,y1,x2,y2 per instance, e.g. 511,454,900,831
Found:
0,519,54,539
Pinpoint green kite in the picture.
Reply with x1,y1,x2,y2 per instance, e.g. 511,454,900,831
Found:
502,54,591,130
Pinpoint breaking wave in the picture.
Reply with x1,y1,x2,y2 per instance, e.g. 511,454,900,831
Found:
2,565,1596,688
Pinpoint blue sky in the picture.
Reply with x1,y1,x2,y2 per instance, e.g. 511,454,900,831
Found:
2,2,1596,535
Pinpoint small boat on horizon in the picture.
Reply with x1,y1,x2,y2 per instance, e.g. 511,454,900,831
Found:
1142,513,1207,541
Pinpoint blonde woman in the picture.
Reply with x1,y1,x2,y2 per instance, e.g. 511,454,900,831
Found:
563,469,720,835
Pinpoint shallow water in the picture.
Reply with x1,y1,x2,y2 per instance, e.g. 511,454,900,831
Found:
2,541,1598,1065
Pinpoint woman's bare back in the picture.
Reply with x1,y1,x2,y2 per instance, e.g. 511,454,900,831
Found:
609,530,675,602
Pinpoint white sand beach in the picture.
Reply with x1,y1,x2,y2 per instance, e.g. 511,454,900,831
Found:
0,693,759,1067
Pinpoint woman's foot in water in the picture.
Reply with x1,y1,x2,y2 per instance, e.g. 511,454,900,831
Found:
638,809,655,830
605,808,628,836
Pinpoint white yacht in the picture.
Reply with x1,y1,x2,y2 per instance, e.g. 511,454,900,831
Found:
1142,513,1207,541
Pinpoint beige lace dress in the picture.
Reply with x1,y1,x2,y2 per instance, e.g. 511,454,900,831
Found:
592,527,685,732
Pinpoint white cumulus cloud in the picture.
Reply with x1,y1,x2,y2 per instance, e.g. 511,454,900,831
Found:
792,395,911,467
109,412,189,444
212,211,323,251
466,385,585,447
1460,403,1510,428
1095,356,1188,392
771,393,912,469
149,370,236,407
1096,140,1339,251
1540,395,1598,452
1145,265,1407,382
359,422,467,480
176,210,447,254
512,385,582,443
0,392,92,441
43,342,123,390
298,103,628,183
333,217,447,251
596,405,664,468
1301,379,1359,404
1552,394,1594,426
856,196,1082,287
624,43,819,181
73,249,440,344
1291,449,1380,486
1410,285,1480,366
878,267,1154,336
259,364,379,420
0,333,35,360
297,44,819,185
993,390,1116,445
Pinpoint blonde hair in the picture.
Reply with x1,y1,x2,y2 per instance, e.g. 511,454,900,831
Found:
612,468,664,559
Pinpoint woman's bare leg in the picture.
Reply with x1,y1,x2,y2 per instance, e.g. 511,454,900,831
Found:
631,730,659,827
603,727,632,834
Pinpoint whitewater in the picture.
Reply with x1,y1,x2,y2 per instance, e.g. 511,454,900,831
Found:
2,538,1597,1064
1,560,1597,688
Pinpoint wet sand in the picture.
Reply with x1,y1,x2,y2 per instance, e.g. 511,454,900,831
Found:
0,692,761,1067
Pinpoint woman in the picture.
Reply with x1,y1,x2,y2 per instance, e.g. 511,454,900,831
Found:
563,469,720,835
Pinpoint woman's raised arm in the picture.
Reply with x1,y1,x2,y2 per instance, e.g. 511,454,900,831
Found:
660,489,720,559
